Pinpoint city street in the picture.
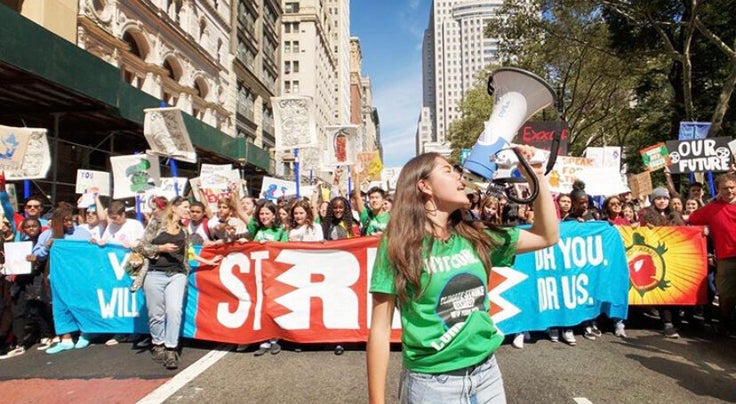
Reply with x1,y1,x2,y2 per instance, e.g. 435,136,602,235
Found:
2,317,736,403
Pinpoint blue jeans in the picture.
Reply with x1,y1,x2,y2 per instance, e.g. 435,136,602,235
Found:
143,271,187,348
399,354,506,404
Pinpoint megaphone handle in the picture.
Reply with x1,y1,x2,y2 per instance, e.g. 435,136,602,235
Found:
506,148,539,205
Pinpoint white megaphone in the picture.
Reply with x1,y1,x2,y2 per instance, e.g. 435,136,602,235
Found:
463,67,562,204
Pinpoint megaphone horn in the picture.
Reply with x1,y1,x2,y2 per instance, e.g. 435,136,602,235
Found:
462,67,562,205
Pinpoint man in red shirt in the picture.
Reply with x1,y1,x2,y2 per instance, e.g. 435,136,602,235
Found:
688,172,736,333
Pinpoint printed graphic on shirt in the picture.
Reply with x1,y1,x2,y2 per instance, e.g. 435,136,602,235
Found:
436,273,486,329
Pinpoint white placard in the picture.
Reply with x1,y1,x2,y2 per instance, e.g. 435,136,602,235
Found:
76,169,111,196
260,176,298,200
143,107,197,163
324,125,359,167
3,241,33,275
0,124,33,171
585,146,622,169
5,127,50,180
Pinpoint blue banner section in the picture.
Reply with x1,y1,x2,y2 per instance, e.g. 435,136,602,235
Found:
494,221,629,334
678,121,711,140
50,240,150,334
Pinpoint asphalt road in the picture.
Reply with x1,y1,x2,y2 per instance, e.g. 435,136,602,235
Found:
3,317,736,403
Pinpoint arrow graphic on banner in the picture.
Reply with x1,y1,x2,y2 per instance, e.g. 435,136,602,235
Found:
488,266,528,325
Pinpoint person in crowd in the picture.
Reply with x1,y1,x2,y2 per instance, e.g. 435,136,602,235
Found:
638,187,685,338
556,193,572,221
382,196,393,215
621,203,638,224
669,195,684,214
208,196,249,244
187,201,212,246
134,196,192,370
687,181,709,206
367,149,558,403
681,198,703,222
13,196,48,232
94,200,145,248
602,195,632,226
78,205,106,240
315,201,329,225
688,173,736,335
0,217,53,358
354,186,390,236
248,200,287,356
479,195,502,225
322,196,361,240
278,204,291,232
288,199,324,242
33,205,92,354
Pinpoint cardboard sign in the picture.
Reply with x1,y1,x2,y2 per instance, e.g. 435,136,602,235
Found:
143,107,197,163
76,169,111,196
640,143,670,171
585,146,621,169
665,137,732,174
3,241,33,275
260,176,297,200
628,171,653,197
678,121,710,141
4,127,50,180
110,154,161,199
546,156,596,193
0,124,32,171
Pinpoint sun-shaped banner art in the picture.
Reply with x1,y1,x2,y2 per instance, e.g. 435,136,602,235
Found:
618,226,708,305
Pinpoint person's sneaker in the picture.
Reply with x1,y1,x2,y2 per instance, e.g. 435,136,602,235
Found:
163,349,179,370
105,336,120,346
511,333,524,349
36,338,54,351
591,324,603,337
334,345,344,355
270,341,281,355
713,295,720,307
0,346,25,359
254,345,269,357
663,323,680,338
74,334,91,349
47,339,75,354
134,337,151,349
614,322,628,338
151,344,166,363
235,344,249,352
583,326,597,340
562,329,577,346
548,328,559,342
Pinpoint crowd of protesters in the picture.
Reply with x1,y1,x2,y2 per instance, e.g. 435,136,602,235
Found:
0,159,734,373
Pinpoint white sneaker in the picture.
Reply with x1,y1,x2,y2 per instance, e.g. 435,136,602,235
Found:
614,322,627,338
512,333,524,349
235,344,249,352
562,329,577,346
37,338,53,351
0,346,25,359
548,328,560,342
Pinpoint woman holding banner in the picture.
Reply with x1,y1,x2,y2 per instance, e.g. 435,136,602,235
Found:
367,148,558,403
135,196,191,369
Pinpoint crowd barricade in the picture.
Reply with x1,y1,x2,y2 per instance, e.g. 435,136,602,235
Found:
49,222,708,343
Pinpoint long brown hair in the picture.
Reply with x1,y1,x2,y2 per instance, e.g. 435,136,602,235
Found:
385,152,500,304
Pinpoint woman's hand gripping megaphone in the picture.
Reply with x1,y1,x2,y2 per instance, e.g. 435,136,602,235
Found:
460,145,543,204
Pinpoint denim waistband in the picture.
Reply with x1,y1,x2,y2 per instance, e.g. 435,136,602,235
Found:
441,353,493,376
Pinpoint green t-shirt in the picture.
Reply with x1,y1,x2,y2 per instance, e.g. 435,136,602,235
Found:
370,227,519,374
253,226,288,242
360,209,390,235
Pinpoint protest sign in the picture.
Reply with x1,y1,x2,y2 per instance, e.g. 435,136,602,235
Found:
76,169,111,196
0,124,32,171
515,120,569,155
110,154,161,199
324,126,359,167
4,126,50,180
665,137,732,174
273,97,318,150
585,146,621,169
628,171,653,197
546,156,596,193
640,143,670,171
260,176,298,200
3,241,32,275
678,121,711,141
143,107,197,163
574,167,629,196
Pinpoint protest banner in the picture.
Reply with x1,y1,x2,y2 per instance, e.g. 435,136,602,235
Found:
665,137,733,174
143,107,197,163
76,169,111,196
618,226,708,305
640,143,670,171
574,167,629,196
546,156,595,193
110,154,161,199
628,171,653,197
0,124,32,171
678,121,711,141
260,176,298,201
585,146,621,169
4,126,50,180
515,120,569,155
324,125,359,168
51,222,709,343
272,97,318,150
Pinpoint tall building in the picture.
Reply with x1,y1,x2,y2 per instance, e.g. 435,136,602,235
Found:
350,37,379,155
418,0,512,155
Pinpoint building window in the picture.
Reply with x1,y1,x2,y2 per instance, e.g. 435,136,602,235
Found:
284,22,300,33
284,81,291,93
285,2,300,13
292,80,300,93
292,61,299,73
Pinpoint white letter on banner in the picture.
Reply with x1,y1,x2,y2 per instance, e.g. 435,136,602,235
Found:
273,249,360,330
98,288,117,319
217,252,252,329
108,252,129,281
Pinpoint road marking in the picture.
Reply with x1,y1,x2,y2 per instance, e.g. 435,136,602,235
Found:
573,398,593,404
703,361,724,371
137,344,231,404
